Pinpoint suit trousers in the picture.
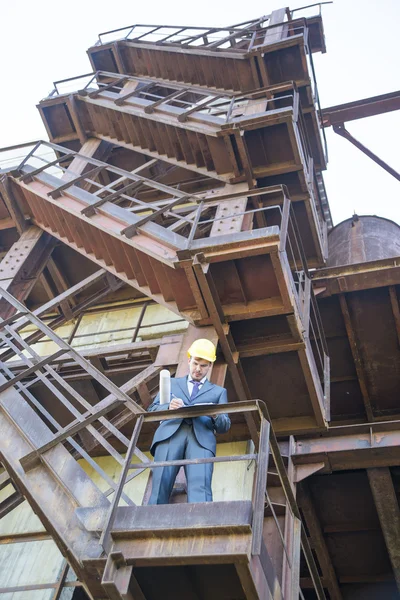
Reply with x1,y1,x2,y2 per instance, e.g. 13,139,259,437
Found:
148,422,214,505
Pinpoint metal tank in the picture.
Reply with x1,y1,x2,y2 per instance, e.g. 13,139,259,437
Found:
327,214,400,267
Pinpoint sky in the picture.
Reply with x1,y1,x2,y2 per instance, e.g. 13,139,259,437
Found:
0,0,399,226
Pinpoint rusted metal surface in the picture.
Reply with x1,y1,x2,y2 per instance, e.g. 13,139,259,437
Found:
0,226,56,319
368,468,400,593
327,215,400,268
293,422,400,471
322,90,400,127
299,471,395,593
298,482,343,600
333,123,400,182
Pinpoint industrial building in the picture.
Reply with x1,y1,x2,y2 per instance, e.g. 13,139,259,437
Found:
0,5,399,599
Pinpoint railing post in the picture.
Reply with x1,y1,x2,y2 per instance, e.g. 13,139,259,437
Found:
100,414,144,554
251,416,270,555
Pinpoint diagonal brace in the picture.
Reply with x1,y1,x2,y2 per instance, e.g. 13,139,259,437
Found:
333,123,400,182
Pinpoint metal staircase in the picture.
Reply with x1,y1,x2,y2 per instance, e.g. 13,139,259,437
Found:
0,7,332,598
0,140,329,433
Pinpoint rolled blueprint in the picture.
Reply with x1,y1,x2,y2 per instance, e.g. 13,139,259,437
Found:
159,369,171,405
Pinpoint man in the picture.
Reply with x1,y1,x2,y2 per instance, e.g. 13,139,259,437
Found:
147,339,231,505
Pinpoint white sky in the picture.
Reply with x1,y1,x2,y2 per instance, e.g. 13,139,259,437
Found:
1,0,399,226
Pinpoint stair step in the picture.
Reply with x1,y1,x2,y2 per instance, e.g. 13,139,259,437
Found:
121,112,139,146
152,51,165,79
124,246,148,287
84,223,105,262
109,109,124,141
141,119,156,152
105,233,129,274
164,266,196,311
120,244,138,280
149,120,166,156
227,59,240,91
178,53,191,83
168,126,184,161
175,127,195,164
133,116,149,150
91,104,109,136
144,49,156,77
204,55,218,89
150,260,175,302
63,212,84,249
76,218,94,255
157,122,174,158
137,252,161,294
115,110,130,141
97,230,114,266
196,133,214,171
47,204,69,240
187,130,206,168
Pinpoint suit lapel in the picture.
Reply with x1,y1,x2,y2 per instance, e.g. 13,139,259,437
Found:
174,377,191,403
192,379,213,402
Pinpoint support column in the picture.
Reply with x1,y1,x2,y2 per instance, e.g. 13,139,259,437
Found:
298,482,343,600
368,467,400,593
282,437,302,600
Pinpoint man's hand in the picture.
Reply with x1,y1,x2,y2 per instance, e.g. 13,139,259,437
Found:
169,397,185,410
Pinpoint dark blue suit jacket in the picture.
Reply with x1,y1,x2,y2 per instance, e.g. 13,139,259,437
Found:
148,376,231,456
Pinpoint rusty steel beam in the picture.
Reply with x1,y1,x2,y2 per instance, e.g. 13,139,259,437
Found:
367,468,400,593
322,91,400,127
293,422,400,471
333,123,400,182
0,226,56,319
338,294,374,422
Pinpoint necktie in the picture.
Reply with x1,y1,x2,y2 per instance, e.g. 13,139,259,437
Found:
190,380,201,402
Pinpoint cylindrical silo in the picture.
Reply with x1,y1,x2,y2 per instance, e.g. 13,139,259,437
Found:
327,215,400,267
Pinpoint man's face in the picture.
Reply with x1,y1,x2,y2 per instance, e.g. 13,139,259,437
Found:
188,356,211,381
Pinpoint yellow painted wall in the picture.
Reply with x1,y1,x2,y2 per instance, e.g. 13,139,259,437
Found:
11,303,188,360
78,441,254,506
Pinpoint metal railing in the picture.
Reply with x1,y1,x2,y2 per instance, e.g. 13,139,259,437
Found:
94,16,272,49
93,13,323,53
44,70,303,126
289,2,333,19
0,140,320,331
309,288,330,414
0,141,298,243
0,140,328,368
99,400,270,553
0,285,154,506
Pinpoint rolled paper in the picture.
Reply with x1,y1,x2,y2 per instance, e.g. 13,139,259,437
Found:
159,369,171,405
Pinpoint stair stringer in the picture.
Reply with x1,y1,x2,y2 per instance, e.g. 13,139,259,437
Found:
0,377,109,599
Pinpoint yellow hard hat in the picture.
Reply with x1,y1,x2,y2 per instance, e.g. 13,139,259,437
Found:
187,338,217,363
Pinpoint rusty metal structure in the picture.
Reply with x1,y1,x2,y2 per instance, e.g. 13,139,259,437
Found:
0,4,399,599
